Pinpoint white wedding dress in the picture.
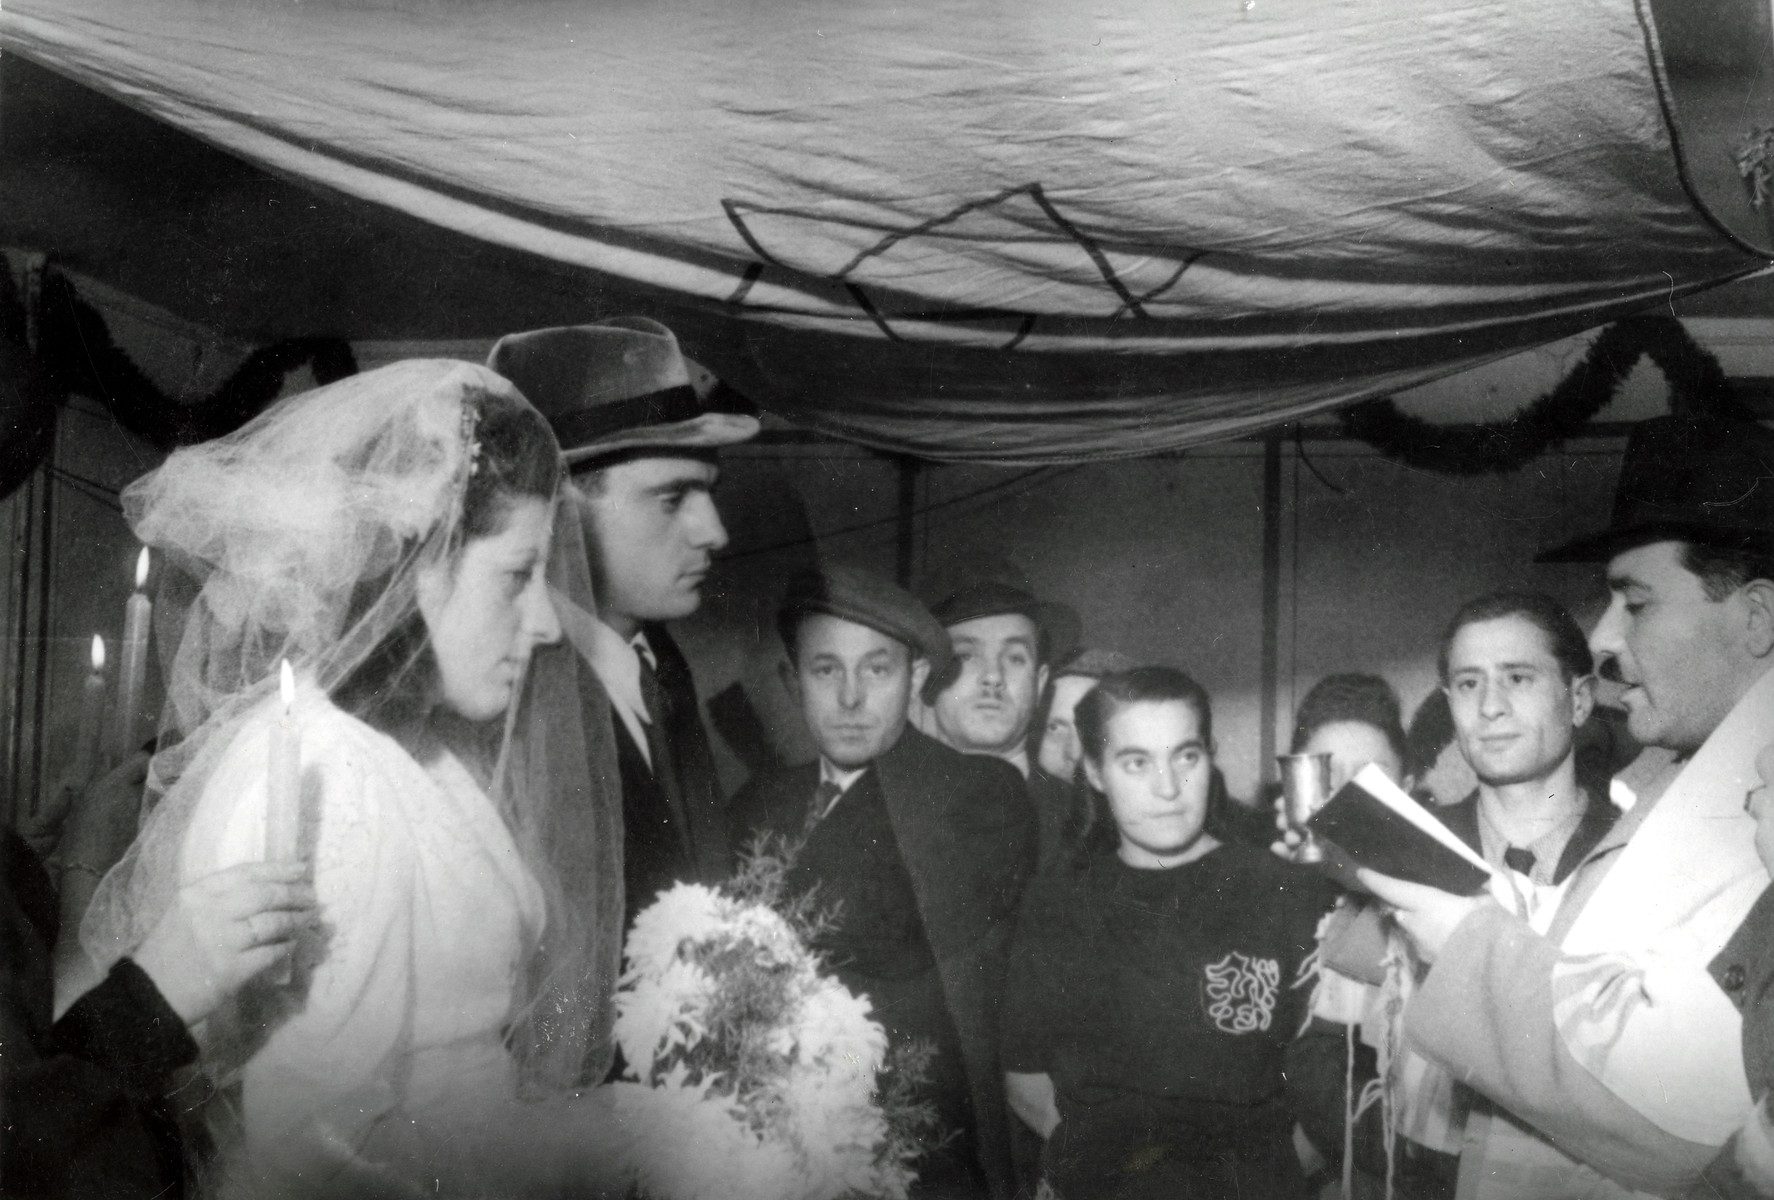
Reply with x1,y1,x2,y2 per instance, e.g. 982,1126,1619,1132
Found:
178,682,625,1198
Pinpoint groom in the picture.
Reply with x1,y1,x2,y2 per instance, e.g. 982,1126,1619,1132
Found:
489,318,758,918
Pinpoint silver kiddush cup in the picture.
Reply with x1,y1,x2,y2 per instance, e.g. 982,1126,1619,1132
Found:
1277,752,1334,864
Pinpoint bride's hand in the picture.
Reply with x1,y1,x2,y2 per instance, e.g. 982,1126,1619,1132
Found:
133,861,318,1025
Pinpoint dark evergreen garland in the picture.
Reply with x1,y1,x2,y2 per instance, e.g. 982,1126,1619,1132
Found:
2,266,1753,502
1340,315,1750,475
1,265,359,500
34,270,357,450
0,268,58,501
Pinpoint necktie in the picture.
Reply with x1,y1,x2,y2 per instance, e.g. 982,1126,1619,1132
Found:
807,780,844,832
1502,846,1537,877
637,653,689,840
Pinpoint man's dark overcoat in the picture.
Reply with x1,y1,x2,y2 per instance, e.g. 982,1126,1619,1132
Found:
730,727,1036,1198
1024,767,1079,876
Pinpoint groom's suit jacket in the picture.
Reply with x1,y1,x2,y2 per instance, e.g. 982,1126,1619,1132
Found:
577,624,731,917
729,727,1037,1199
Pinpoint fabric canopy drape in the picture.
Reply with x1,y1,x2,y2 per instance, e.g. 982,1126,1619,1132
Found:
4,0,1771,462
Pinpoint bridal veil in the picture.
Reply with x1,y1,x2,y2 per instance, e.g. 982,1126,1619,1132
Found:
81,359,625,1092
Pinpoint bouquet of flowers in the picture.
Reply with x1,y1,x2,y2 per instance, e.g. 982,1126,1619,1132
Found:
609,840,935,1200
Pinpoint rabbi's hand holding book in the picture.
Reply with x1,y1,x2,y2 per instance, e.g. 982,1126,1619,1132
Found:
1303,763,1513,962
1354,869,1490,964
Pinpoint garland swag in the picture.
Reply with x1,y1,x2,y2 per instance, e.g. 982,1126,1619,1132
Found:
1340,315,1751,475
32,269,358,450
2,266,1753,496
0,274,56,502
0,264,358,500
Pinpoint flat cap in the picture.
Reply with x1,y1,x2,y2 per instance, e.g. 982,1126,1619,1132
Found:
779,565,954,676
929,580,1081,665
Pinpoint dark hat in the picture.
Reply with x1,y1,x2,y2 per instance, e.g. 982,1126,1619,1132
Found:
1053,647,1139,680
1538,414,1774,563
778,565,955,677
929,580,1082,665
487,317,760,466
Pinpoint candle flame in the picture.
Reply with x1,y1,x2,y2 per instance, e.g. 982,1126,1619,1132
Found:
280,659,296,711
134,547,151,590
90,634,106,671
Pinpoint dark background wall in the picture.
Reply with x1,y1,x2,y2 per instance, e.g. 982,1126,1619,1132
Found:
8,280,1770,821
0,341,1659,825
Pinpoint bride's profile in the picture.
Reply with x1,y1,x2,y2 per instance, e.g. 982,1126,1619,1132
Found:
77,359,631,1197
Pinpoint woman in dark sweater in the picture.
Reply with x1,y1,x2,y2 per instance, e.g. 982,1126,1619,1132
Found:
1002,666,1336,1200
2,825,312,1198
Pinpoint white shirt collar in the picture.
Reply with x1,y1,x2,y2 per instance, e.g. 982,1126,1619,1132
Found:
820,757,868,791
816,758,870,818
570,614,655,766
631,631,657,672
1004,745,1031,779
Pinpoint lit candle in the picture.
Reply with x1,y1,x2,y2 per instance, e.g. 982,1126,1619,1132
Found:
69,635,108,787
108,549,152,762
266,660,302,863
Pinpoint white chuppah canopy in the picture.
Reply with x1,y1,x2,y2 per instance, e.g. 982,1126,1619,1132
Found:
3,0,1771,461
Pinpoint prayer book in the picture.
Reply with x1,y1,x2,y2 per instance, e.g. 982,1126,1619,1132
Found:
1307,763,1495,895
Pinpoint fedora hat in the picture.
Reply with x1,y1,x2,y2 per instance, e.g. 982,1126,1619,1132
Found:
1538,413,1774,563
928,580,1082,666
487,317,759,465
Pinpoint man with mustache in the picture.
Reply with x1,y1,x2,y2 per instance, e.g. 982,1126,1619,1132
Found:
919,581,1079,870
922,582,1079,775
731,566,1036,1198
1362,414,1774,1198
490,318,757,917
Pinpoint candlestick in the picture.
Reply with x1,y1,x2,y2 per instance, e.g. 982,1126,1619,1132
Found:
266,660,302,863
69,635,108,788
109,549,152,762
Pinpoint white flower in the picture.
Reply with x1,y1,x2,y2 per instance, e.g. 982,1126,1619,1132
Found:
615,884,914,1200
617,954,713,1076
625,883,726,976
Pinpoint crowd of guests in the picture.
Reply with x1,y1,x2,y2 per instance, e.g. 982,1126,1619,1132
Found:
5,316,1774,1200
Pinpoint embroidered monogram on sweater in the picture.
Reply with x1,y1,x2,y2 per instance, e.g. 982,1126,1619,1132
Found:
1203,952,1280,1034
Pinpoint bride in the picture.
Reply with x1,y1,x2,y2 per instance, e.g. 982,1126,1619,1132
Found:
78,360,632,1198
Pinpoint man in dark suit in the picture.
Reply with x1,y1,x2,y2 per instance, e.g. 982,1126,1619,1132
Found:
731,565,1036,1199
489,318,757,916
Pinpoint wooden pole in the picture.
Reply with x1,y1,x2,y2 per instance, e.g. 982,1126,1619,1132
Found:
1258,428,1284,781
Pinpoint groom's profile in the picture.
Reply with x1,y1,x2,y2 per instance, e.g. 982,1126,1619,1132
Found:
488,318,759,918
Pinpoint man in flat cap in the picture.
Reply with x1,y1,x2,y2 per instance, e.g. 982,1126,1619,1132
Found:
731,565,1036,1199
921,582,1080,777
489,317,757,919
918,582,1079,873
1359,413,1774,1198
